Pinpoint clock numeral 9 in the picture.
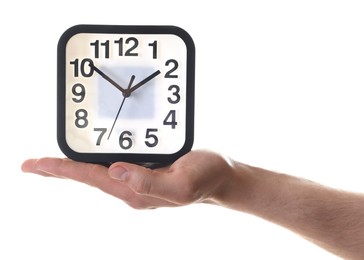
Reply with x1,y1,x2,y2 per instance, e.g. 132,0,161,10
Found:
72,83,86,103
70,58,94,77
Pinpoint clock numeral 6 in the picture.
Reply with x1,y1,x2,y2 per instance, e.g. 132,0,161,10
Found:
119,131,133,150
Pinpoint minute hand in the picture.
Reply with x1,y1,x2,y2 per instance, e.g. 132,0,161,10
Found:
127,70,161,95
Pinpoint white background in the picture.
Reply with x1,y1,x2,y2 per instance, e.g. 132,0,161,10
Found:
1,1,363,259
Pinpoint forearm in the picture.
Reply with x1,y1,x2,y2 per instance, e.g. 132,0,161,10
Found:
213,161,364,259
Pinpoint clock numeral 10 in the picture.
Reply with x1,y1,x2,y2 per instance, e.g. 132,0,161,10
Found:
89,38,158,59
70,58,94,77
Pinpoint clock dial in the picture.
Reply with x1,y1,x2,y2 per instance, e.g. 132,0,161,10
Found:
58,25,195,164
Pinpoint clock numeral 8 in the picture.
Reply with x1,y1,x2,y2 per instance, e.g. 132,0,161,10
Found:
75,109,88,128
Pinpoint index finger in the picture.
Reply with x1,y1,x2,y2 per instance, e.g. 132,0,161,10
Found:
22,157,109,188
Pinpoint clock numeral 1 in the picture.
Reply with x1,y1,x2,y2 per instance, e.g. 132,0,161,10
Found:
163,110,177,129
90,40,110,59
148,40,157,59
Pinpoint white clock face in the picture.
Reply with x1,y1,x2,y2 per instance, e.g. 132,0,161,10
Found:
61,28,193,158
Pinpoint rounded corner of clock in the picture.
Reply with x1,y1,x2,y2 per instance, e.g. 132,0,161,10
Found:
56,135,79,161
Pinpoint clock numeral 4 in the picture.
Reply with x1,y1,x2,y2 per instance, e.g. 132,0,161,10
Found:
163,110,177,129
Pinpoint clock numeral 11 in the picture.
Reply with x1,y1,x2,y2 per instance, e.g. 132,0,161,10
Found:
89,39,158,59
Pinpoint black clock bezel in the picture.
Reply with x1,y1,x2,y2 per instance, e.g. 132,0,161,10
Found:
57,24,195,166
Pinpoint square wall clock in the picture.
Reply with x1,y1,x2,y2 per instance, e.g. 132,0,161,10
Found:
57,24,195,167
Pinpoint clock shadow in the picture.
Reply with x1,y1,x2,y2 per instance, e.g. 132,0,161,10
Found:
98,66,155,119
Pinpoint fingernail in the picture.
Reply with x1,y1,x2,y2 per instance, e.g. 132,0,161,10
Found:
109,166,128,181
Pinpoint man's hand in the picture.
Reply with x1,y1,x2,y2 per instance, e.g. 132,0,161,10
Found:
21,150,233,209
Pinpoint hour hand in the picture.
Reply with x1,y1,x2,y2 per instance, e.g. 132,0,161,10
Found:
90,64,126,94
127,70,161,95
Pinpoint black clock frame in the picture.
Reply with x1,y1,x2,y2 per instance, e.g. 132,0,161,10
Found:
57,24,195,167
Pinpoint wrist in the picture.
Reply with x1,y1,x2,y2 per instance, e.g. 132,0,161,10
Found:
206,158,257,212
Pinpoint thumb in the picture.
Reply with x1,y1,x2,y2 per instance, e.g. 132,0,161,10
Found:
108,162,161,196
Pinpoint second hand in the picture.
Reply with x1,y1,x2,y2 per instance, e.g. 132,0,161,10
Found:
107,75,135,140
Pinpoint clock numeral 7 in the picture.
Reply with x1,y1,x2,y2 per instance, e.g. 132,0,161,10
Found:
94,128,107,145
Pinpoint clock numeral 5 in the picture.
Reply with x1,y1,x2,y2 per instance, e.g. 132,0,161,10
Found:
145,128,159,147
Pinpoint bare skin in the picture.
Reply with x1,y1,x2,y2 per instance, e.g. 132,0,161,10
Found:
21,150,364,259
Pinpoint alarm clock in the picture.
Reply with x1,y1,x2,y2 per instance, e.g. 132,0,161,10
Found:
57,24,195,167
